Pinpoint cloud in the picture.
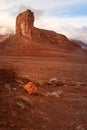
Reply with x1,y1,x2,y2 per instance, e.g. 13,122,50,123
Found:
16,5,44,18
25,0,87,10
0,0,19,10
35,16,87,43
0,12,15,34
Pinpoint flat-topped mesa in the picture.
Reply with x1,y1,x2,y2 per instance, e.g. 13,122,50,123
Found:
16,9,34,37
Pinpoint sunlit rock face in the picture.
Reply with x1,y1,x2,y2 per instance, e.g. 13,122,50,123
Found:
16,9,34,37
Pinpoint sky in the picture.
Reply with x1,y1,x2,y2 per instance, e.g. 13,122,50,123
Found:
0,0,87,43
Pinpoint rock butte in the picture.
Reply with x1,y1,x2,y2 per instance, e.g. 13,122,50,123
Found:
0,9,81,55
15,9,68,41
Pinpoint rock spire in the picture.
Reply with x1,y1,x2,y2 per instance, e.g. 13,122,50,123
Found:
16,9,34,37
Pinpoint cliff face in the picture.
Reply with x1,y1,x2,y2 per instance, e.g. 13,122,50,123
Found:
0,9,81,55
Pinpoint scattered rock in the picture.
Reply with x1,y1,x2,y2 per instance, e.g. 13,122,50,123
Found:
16,77,31,85
45,90,63,98
17,101,25,110
46,78,59,87
76,125,85,130
46,78,65,87
63,84,68,87
70,81,77,86
70,81,86,87
23,82,38,95
49,78,58,83
16,79,24,85
13,87,17,91
17,95,33,107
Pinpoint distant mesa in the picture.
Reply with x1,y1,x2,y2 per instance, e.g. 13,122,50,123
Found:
0,9,82,55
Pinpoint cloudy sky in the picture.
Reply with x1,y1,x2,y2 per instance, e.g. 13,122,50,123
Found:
0,0,87,43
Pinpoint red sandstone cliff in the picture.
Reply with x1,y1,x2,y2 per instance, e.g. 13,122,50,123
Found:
0,9,81,55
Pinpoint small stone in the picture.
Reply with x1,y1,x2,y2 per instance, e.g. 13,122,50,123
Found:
16,79,24,85
49,78,58,83
13,87,17,91
17,95,33,107
63,84,68,87
46,78,58,87
17,102,25,109
76,125,85,130
45,90,63,98
70,81,77,86
51,92,60,98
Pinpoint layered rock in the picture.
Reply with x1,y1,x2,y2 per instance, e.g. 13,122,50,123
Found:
16,9,34,37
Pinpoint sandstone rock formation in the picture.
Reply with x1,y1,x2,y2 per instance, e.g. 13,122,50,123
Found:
16,9,34,38
15,9,68,42
0,9,81,55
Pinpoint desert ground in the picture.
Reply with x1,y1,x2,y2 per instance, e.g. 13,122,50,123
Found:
0,49,87,130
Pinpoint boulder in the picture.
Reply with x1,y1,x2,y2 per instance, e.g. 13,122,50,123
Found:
23,82,38,95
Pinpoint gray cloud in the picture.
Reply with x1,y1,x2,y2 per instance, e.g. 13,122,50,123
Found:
0,25,14,34
35,16,87,43
11,4,45,19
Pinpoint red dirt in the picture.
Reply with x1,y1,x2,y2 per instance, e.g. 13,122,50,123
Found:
0,49,87,130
